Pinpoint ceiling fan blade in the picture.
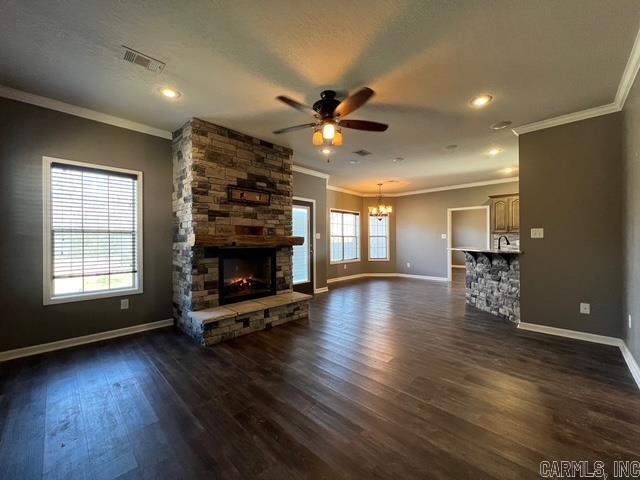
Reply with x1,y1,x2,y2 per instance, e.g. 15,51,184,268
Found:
273,123,315,134
276,96,316,115
339,119,388,132
334,87,375,118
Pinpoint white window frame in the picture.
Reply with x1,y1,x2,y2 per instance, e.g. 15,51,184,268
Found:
368,215,390,262
329,208,360,264
42,156,144,305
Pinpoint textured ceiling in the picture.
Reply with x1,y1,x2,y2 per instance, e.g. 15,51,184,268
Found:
1,0,639,193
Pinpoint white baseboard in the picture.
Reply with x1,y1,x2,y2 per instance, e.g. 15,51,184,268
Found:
327,272,449,284
620,342,640,388
517,322,622,346
314,287,329,294
517,322,640,390
0,318,174,362
395,273,449,282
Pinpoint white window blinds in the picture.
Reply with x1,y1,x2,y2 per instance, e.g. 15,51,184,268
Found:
48,161,140,299
368,215,389,260
330,210,360,262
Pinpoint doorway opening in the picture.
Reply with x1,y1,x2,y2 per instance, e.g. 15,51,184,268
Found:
446,206,490,282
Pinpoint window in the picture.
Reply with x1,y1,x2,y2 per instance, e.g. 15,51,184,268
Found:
368,215,389,261
43,157,143,304
330,209,360,263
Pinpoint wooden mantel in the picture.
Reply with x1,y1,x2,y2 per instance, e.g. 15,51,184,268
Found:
193,234,304,248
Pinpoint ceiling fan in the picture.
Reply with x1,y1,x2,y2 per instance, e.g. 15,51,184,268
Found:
273,87,388,148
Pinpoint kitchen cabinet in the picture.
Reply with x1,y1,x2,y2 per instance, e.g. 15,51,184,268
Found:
490,193,519,233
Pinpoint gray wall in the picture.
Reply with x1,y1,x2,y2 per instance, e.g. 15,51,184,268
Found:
292,170,328,290
0,98,172,352
451,209,488,265
623,74,640,358
519,113,622,337
395,182,519,278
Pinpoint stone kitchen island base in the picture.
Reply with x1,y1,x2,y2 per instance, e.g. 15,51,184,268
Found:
452,248,521,323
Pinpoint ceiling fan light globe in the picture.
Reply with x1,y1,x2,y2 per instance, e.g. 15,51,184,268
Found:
322,123,335,140
312,130,323,146
332,130,343,146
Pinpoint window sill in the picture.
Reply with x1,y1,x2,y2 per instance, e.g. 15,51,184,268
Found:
368,258,390,262
44,287,143,306
330,259,361,265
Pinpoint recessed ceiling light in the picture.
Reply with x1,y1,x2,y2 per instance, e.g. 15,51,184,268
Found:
490,121,512,130
321,148,332,155
160,87,181,99
444,144,458,151
392,157,404,163
488,147,502,156
470,94,493,108
349,159,360,165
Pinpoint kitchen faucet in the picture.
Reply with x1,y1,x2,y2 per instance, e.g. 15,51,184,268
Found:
498,235,511,250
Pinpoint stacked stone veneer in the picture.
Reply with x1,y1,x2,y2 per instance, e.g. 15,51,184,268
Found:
464,251,520,323
172,118,301,342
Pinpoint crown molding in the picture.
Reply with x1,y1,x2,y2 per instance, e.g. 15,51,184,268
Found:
360,177,519,197
513,24,640,136
511,103,620,136
0,85,172,139
615,24,640,109
326,185,363,196
292,164,330,180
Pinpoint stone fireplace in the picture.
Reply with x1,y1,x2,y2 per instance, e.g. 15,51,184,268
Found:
172,118,310,345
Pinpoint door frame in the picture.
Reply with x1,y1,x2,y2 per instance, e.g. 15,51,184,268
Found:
293,196,316,294
446,205,490,282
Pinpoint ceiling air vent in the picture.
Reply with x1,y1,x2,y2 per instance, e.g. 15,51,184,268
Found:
120,46,165,73
353,149,372,157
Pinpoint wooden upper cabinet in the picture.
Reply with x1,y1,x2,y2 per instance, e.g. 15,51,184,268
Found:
489,194,519,233
493,199,508,232
509,197,520,232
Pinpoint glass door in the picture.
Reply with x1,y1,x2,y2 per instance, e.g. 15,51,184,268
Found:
292,200,313,294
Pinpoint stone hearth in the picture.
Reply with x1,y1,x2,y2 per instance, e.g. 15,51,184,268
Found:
172,118,310,345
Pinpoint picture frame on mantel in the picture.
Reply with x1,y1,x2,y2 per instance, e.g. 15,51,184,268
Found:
227,186,271,206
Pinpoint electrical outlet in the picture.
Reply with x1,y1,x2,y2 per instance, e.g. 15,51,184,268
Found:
121,299,129,310
406,262,411,268
629,314,632,329
441,233,447,239
343,264,347,270
530,228,544,239
579,303,590,315
315,233,321,240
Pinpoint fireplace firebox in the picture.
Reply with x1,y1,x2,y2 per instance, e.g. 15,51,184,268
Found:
218,248,277,305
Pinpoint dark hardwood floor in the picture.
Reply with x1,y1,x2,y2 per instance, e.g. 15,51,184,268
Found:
1,275,640,479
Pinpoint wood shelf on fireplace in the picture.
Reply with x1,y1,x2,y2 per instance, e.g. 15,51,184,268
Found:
193,234,304,248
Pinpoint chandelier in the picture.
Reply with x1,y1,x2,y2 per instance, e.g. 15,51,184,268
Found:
368,183,392,220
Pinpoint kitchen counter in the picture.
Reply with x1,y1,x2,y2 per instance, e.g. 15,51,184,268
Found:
449,247,522,254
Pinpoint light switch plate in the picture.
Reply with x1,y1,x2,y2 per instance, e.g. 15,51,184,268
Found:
121,299,129,310
441,233,447,239
315,233,321,240
531,228,544,239
406,262,411,268
580,303,590,314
